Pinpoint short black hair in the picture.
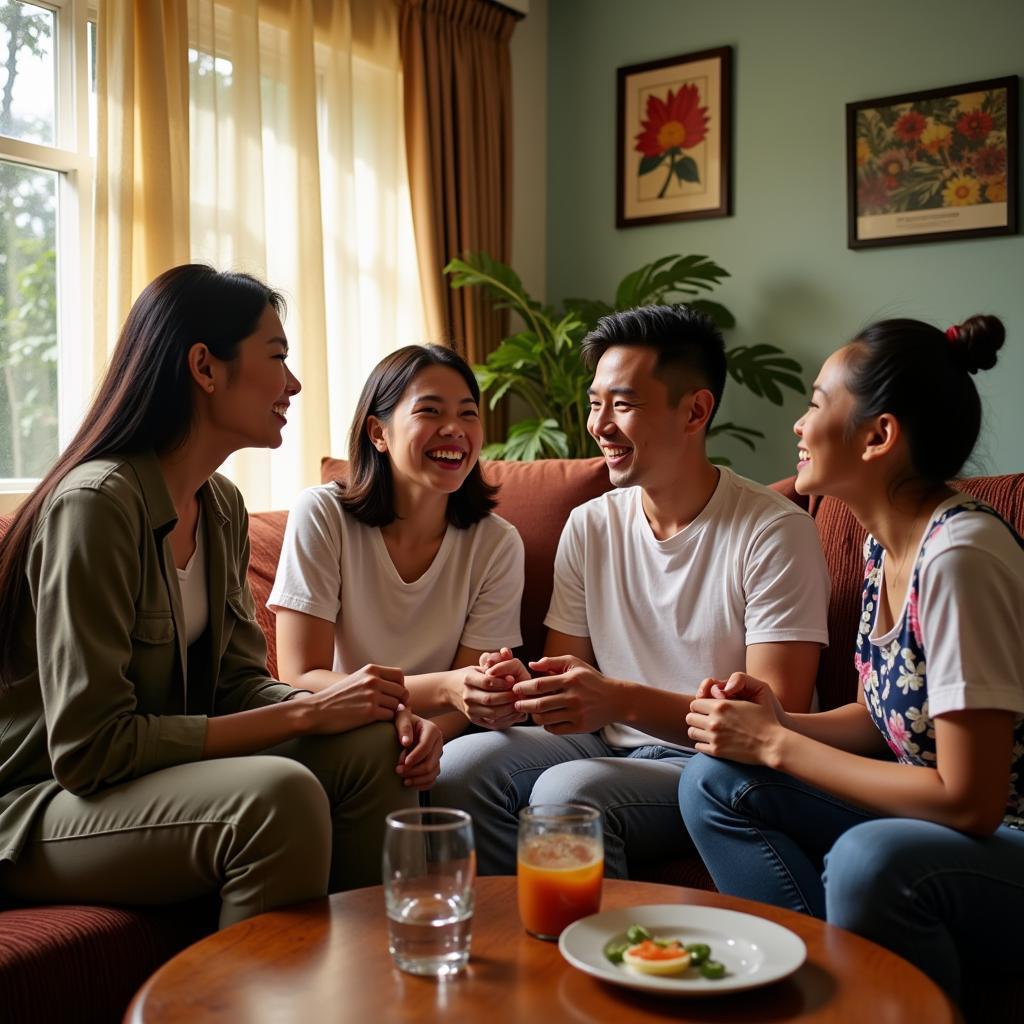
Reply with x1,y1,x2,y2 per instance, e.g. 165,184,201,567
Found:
845,314,1005,485
340,344,498,528
580,305,727,428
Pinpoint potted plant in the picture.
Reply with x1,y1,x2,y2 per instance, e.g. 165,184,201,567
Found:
444,252,805,463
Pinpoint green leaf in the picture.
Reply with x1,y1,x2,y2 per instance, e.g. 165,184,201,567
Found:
444,253,546,330
638,153,666,176
709,454,732,466
564,297,614,332
706,421,766,452
644,255,731,305
613,254,729,309
549,312,586,353
727,345,807,404
481,441,509,460
487,377,515,409
501,418,570,461
687,299,736,329
675,156,700,183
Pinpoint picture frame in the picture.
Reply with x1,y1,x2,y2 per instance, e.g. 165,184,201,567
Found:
846,75,1018,249
616,46,732,229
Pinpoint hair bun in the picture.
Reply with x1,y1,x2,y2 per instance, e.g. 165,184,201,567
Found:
949,314,1005,374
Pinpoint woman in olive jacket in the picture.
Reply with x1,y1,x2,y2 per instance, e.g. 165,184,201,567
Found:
0,266,436,927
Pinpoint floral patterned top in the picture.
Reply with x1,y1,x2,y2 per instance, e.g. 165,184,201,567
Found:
855,501,1024,824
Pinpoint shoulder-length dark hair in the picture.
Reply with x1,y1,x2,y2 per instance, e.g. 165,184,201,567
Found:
0,264,284,686
340,344,498,528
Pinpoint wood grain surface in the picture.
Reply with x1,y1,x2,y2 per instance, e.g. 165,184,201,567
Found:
127,878,960,1023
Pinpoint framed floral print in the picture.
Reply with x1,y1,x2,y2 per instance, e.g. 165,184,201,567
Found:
616,46,732,228
847,76,1018,249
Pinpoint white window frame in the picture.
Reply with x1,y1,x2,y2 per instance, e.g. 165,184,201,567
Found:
0,0,94,513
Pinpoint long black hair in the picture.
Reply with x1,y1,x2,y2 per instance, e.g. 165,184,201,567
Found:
0,264,284,686
845,314,1005,485
339,344,498,528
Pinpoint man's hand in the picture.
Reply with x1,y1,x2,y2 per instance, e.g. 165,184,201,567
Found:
686,672,788,765
394,707,443,789
449,659,526,731
294,663,408,734
512,654,624,734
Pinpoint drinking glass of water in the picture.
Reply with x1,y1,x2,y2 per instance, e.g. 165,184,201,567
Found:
383,808,475,977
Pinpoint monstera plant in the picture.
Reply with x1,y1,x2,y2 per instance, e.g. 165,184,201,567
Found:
444,252,806,463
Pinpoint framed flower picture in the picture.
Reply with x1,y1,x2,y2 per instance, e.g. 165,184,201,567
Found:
847,76,1018,249
616,46,732,228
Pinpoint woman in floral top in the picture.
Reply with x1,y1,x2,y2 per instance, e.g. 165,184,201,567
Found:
678,314,1024,1000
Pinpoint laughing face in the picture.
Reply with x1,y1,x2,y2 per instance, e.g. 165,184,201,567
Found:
793,347,866,497
210,304,301,449
587,344,697,491
370,364,483,497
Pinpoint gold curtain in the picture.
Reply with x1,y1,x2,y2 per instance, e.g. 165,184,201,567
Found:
94,0,426,511
398,0,516,436
94,0,190,372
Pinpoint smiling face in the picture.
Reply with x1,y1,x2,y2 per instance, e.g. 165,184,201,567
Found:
370,364,483,497
587,345,698,491
207,304,301,449
793,346,869,497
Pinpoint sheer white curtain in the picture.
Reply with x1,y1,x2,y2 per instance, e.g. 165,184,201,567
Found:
188,0,426,511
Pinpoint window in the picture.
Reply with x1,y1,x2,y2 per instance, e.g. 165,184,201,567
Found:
0,0,93,505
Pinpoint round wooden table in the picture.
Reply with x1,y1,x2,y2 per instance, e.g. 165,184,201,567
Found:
127,878,960,1023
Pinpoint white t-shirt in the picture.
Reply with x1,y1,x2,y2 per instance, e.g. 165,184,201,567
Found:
544,468,830,748
268,484,524,675
890,499,1024,719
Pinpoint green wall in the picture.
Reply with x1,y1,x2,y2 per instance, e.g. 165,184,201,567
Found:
546,0,1024,483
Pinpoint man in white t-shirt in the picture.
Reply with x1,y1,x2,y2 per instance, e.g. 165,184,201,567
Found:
432,305,830,877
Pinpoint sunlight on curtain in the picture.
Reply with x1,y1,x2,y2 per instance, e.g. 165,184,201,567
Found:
94,0,190,374
188,0,426,511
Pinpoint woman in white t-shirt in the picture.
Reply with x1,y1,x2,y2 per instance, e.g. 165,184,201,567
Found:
679,314,1024,1001
270,344,525,784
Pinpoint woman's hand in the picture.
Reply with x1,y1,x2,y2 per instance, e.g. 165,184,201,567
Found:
686,672,789,765
480,647,532,684
295,663,409,734
442,651,526,730
394,708,443,789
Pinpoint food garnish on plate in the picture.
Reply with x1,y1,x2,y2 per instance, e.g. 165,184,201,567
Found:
604,924,726,979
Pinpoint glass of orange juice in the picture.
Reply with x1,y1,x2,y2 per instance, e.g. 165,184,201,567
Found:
517,804,603,940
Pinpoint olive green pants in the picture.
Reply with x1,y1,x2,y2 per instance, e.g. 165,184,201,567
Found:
0,723,416,928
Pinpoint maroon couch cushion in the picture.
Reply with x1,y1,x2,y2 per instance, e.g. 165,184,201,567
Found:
0,901,215,1024
247,510,289,679
320,456,614,660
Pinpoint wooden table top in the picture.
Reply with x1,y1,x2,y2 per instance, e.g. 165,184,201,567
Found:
127,878,960,1023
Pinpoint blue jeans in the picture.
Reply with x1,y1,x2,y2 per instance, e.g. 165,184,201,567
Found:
432,727,695,877
678,754,1024,999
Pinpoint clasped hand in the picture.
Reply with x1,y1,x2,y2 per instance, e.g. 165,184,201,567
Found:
685,672,786,765
445,648,527,731
502,654,618,735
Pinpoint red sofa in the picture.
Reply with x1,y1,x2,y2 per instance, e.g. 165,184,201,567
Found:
1,459,1021,1022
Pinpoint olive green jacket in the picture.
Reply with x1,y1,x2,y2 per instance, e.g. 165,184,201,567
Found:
0,453,294,864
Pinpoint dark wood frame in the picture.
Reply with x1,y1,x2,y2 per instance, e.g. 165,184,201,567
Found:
616,46,733,229
846,75,1018,250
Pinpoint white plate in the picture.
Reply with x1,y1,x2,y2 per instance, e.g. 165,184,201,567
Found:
558,904,807,998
